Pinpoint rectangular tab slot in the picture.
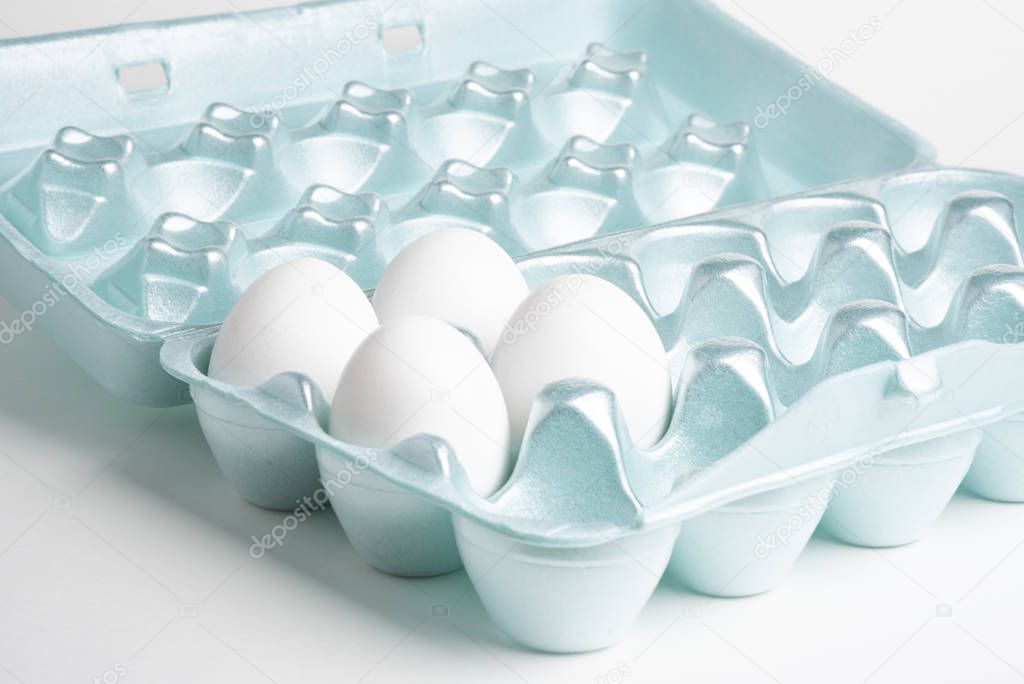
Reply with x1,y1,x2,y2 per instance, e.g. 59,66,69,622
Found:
117,61,169,96
381,24,423,54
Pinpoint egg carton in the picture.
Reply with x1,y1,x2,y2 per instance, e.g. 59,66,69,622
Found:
0,0,929,406
161,169,1024,652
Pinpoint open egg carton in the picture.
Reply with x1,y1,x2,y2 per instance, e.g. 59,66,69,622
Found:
162,169,1024,652
0,0,929,406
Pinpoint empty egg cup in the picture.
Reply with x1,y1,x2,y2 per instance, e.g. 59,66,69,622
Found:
454,516,679,653
820,429,980,547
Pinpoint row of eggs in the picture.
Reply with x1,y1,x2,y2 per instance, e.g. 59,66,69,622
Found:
208,229,673,501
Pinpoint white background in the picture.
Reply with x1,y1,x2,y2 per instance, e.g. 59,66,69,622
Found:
2,1,1024,683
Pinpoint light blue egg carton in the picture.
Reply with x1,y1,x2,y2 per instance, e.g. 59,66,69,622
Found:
0,0,930,406
162,169,1024,652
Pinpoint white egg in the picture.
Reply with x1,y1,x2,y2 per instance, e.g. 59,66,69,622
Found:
209,257,377,401
331,315,513,496
371,228,529,354
491,274,672,450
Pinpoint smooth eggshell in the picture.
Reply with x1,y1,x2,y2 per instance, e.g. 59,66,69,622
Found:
331,315,513,496
371,228,529,354
491,274,672,450
209,257,377,401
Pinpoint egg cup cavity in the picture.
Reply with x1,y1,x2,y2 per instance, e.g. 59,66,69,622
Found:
317,446,464,577
376,160,523,263
279,82,425,195
454,516,680,653
0,130,148,257
95,213,249,325
636,114,768,225
133,103,292,225
184,334,332,510
240,186,388,291
413,62,544,170
195,387,323,511
666,477,834,597
962,414,1024,502
514,137,644,252
819,429,981,548
532,44,671,148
